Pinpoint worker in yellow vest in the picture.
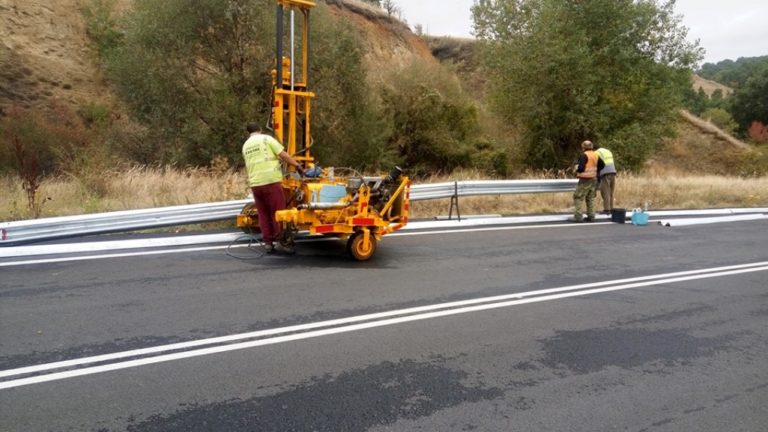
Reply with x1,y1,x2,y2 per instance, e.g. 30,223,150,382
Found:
242,122,304,254
572,140,604,222
594,144,617,214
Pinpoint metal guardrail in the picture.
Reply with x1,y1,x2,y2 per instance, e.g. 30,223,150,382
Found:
412,180,577,200
0,180,577,246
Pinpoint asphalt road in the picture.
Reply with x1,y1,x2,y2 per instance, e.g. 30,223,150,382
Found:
1,219,767,431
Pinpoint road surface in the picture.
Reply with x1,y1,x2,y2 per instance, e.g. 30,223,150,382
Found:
1,219,767,431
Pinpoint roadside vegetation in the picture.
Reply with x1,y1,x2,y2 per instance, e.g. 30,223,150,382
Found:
1,0,767,222
2,168,766,222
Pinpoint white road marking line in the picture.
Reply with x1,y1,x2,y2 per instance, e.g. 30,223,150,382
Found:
658,214,767,227
4,260,763,379
389,221,612,236
0,233,245,258
0,222,609,267
2,264,767,390
3,209,766,258
0,245,236,267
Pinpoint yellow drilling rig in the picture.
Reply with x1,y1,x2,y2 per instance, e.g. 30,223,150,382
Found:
237,0,410,261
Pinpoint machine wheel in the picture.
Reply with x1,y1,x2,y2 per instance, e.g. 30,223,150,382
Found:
238,203,261,234
346,231,377,261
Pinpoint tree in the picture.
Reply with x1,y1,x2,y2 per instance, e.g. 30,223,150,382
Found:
106,0,275,166
472,0,703,170
699,56,768,89
682,86,708,115
701,107,737,134
0,105,50,216
0,103,97,216
379,60,484,175
104,0,383,169
382,0,400,18
309,6,387,170
747,121,768,144
730,66,768,134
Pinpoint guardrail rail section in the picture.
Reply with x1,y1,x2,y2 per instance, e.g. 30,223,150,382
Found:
0,180,578,245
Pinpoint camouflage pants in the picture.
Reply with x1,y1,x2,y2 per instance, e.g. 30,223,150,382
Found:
573,180,597,220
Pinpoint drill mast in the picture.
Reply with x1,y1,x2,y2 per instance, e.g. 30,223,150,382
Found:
272,0,316,172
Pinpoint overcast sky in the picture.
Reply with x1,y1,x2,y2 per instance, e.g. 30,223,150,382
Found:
397,0,768,65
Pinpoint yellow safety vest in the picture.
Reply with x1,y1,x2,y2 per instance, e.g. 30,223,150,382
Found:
242,134,283,187
595,148,614,166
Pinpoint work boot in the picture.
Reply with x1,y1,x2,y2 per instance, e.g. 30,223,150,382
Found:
274,242,295,255
584,216,595,223
263,243,275,254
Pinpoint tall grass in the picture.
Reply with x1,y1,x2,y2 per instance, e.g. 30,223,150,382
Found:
1,166,246,221
1,167,766,221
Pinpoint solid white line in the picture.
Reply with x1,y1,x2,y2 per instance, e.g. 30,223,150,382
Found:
658,214,767,227
2,263,767,389
0,233,245,258
4,207,766,262
0,216,577,259
0,222,610,267
3,208,766,259
0,245,238,267
5,260,763,379
389,221,613,237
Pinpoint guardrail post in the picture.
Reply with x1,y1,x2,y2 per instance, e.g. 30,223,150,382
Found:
448,181,461,222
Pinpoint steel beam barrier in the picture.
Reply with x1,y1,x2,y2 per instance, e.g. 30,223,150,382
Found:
1,180,577,245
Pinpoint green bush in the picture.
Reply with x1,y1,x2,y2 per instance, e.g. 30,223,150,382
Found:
105,0,275,166
0,105,57,215
103,0,388,171
379,59,483,175
81,0,124,58
473,0,703,171
701,108,738,134
304,6,389,171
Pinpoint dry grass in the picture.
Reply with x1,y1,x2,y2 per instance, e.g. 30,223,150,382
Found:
411,173,767,218
679,110,750,150
1,166,247,221
326,0,395,22
692,74,733,97
2,168,766,222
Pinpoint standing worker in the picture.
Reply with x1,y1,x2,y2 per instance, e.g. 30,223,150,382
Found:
572,140,604,222
242,122,304,254
594,143,617,214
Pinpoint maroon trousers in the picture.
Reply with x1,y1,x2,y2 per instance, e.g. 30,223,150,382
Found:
250,182,286,245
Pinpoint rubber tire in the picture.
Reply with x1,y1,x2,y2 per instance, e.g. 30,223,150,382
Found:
347,231,377,261
239,203,261,234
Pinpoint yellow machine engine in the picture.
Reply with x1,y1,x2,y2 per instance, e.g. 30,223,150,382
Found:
236,0,410,261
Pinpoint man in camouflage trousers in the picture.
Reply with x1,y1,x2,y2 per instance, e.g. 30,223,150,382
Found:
572,140,604,222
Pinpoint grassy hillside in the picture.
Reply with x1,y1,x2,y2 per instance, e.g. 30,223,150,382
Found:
1,0,766,222
692,74,733,97
648,112,757,176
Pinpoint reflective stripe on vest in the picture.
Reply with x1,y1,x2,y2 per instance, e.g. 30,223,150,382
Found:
596,148,614,166
577,150,598,179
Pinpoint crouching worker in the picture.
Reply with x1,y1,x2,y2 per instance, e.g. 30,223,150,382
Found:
242,122,304,254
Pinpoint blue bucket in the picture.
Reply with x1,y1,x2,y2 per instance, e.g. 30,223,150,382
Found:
631,209,649,226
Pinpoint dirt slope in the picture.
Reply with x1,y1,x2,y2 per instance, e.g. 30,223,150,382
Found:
0,0,433,113
325,0,436,78
0,0,112,110
692,74,733,97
